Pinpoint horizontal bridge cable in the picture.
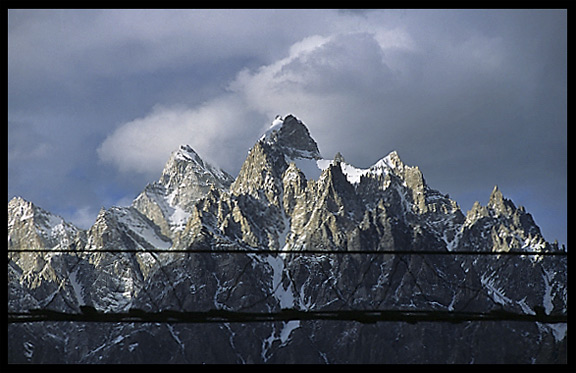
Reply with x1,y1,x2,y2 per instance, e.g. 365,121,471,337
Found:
8,308,567,325
6,248,568,256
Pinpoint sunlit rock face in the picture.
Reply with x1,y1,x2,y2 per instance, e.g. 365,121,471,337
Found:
8,115,566,363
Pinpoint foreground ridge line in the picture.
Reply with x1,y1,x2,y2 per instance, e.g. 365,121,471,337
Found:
6,248,568,256
8,308,567,324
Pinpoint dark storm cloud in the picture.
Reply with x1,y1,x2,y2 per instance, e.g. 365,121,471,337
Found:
8,9,566,244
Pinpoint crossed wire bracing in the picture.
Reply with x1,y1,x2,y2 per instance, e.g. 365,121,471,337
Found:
7,248,568,324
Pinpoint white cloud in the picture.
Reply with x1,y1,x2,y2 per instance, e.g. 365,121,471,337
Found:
102,26,506,175
98,10,564,193
227,31,416,163
68,206,99,230
10,9,567,243
97,95,265,177
98,30,405,175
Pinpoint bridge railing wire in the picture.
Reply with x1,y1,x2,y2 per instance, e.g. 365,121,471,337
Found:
7,248,568,324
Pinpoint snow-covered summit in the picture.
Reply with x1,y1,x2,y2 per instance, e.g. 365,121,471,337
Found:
173,144,203,164
8,113,567,363
162,145,233,189
260,115,286,143
284,148,404,189
258,115,412,187
316,150,405,185
8,196,83,251
132,144,234,237
370,150,404,172
259,114,322,161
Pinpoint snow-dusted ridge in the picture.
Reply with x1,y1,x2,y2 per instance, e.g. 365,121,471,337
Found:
313,151,402,185
265,114,405,187
260,115,286,143
8,114,566,363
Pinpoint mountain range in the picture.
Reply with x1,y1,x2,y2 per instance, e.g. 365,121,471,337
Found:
8,114,567,363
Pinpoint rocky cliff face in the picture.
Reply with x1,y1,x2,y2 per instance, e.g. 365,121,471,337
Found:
459,185,552,253
132,144,234,237
8,196,85,252
8,114,566,363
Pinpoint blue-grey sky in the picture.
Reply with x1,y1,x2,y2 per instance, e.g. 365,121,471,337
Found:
8,9,567,245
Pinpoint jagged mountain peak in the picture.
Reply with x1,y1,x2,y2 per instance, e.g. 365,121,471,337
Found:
372,150,403,170
487,185,517,216
87,206,171,251
172,144,204,165
160,144,234,191
132,144,235,237
8,196,83,251
9,195,30,207
9,195,40,215
8,196,74,232
466,185,522,222
8,113,567,363
324,150,409,186
260,114,321,160
461,185,551,253
318,158,356,192
371,151,424,185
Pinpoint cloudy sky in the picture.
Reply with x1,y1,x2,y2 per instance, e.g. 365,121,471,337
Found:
8,9,567,244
